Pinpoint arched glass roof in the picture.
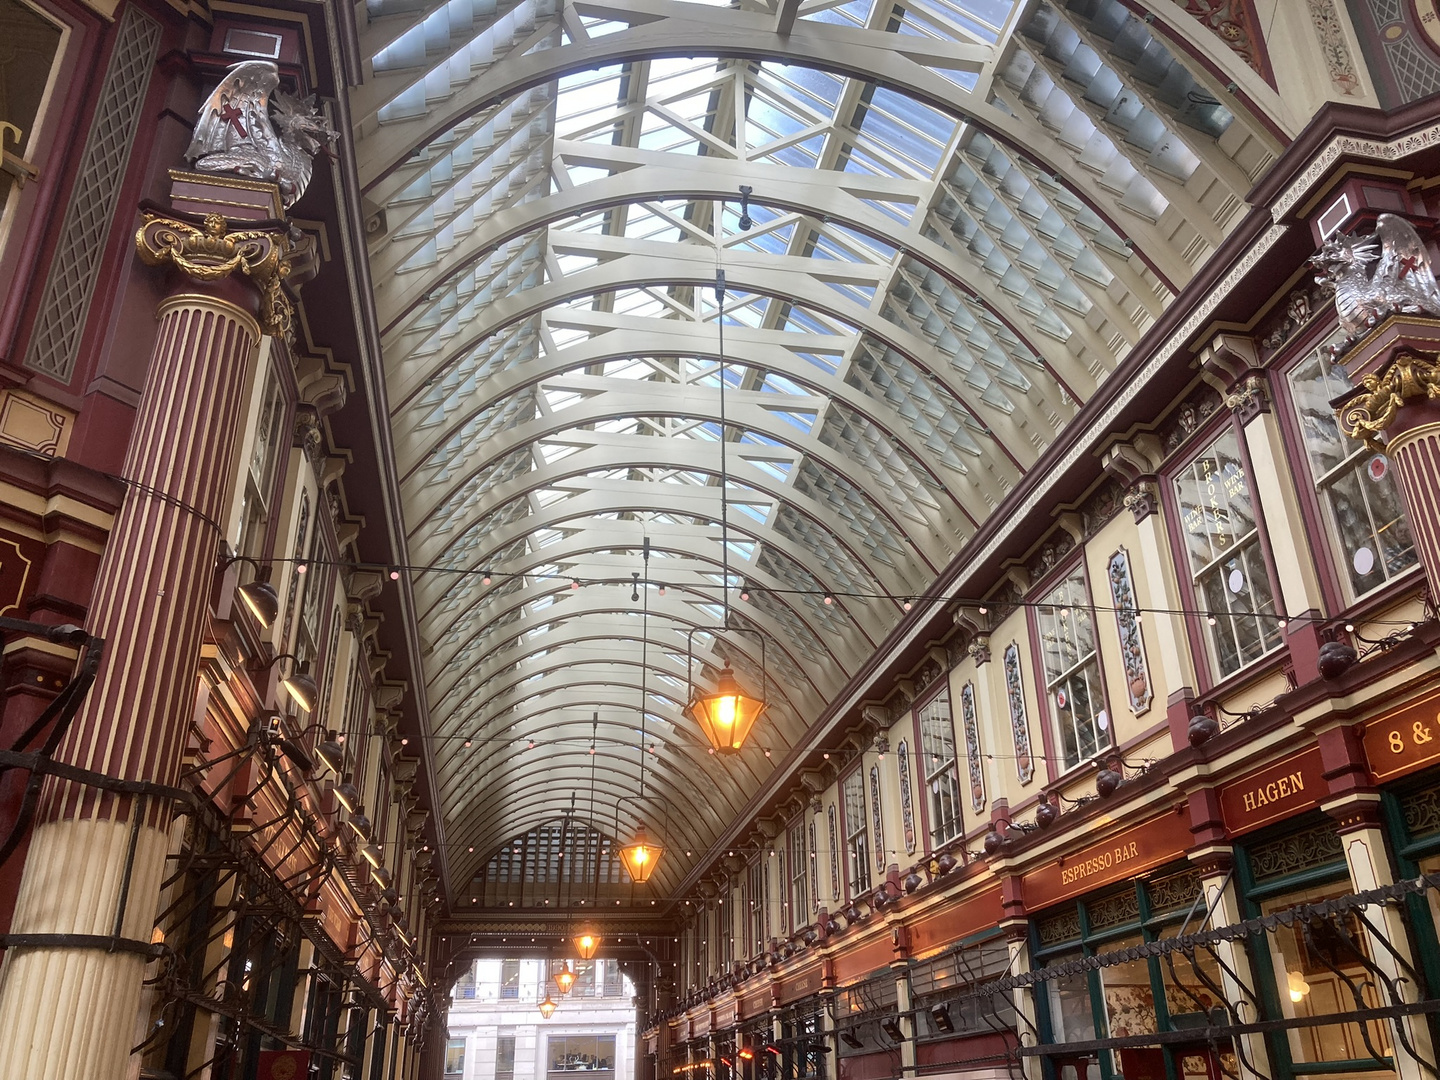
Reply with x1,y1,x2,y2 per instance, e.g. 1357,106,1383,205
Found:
351,0,1282,898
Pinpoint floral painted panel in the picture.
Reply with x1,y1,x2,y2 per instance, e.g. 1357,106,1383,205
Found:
869,765,885,873
960,681,986,812
1004,642,1035,784
826,803,841,900
896,740,916,854
808,816,820,910
1108,547,1153,713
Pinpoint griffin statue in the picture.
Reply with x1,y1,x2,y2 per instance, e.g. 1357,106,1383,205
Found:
1311,213,1440,354
186,61,337,209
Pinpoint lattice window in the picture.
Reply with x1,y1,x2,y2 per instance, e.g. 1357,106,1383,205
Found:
24,5,161,381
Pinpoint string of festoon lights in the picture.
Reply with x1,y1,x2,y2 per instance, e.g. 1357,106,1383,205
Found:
246,553,1423,632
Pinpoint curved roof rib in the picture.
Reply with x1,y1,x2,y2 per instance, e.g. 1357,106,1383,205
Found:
352,0,1279,903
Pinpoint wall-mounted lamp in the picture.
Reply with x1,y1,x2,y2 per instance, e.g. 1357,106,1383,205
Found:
359,843,384,869
839,1031,864,1050
881,1018,906,1043
255,652,318,713
334,782,362,814
225,556,279,628
930,1004,954,1033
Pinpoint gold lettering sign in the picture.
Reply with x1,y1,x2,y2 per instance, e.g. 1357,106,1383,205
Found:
1364,690,1440,783
1219,746,1323,835
1022,810,1191,910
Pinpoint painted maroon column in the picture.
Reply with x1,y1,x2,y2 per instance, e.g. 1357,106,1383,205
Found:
0,207,294,1080
1335,320,1440,600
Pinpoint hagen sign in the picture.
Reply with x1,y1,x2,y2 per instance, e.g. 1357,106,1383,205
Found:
1218,745,1324,835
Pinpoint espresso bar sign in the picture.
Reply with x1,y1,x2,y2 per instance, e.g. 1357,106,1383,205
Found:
1218,746,1324,835
1022,808,1191,910
1364,690,1440,783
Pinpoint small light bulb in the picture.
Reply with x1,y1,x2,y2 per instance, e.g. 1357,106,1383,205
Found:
903,599,912,611
389,567,401,581
295,561,308,575
978,605,988,615
483,573,492,585
823,594,833,605
571,578,580,590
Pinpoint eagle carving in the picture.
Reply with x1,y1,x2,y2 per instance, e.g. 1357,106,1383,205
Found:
186,61,336,209
1311,213,1440,352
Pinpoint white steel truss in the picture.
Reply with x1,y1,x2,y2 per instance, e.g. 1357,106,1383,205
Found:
352,0,1284,895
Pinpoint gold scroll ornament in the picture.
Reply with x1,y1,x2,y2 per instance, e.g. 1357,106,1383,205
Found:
1340,351,1440,452
135,212,295,336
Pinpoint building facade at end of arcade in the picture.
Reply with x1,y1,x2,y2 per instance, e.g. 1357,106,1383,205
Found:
640,117,1440,1080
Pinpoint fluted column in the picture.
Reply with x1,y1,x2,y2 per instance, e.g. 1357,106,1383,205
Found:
1336,322,1440,598
0,210,294,1080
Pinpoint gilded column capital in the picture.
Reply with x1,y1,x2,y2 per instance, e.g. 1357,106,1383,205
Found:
1339,350,1440,452
135,212,296,336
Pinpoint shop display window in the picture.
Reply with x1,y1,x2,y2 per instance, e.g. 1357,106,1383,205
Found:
1286,344,1417,602
1170,427,1283,678
1243,818,1395,1080
1033,866,1228,1080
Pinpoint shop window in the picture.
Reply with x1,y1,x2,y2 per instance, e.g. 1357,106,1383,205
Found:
1261,882,1392,1071
917,686,965,847
911,932,1015,1039
1036,566,1110,769
548,1034,615,1076
1287,346,1416,600
444,1038,465,1077
1034,866,1220,1080
496,1035,516,1080
0,0,63,217
842,768,871,895
788,818,808,930
1171,428,1283,677
1241,820,1394,1080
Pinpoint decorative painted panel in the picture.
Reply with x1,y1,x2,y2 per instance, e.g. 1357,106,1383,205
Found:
869,765,885,873
826,803,841,900
1107,547,1153,713
808,816,820,910
896,740,916,854
1003,642,1035,784
960,681,986,812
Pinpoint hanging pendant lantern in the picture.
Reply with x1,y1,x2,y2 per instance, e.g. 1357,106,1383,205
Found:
620,826,663,884
573,931,600,960
554,963,576,995
686,663,763,753
538,992,559,1019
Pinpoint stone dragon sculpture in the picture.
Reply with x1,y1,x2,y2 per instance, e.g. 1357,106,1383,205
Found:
1311,213,1440,354
186,60,337,208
